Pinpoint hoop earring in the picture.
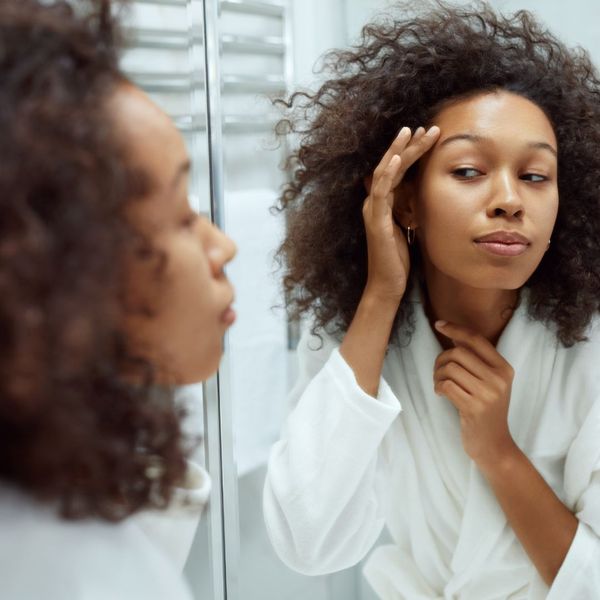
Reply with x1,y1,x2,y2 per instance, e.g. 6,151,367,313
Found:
407,226,416,246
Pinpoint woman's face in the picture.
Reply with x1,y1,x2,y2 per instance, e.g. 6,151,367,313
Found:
111,84,236,384
404,91,559,291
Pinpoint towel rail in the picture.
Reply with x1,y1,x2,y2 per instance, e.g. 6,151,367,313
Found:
126,28,284,55
220,0,284,18
174,114,278,133
128,71,286,93
134,0,187,5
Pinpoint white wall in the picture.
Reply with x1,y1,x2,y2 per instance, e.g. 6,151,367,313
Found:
341,0,600,66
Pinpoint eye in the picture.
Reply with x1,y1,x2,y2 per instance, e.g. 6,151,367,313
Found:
520,173,548,183
452,167,483,179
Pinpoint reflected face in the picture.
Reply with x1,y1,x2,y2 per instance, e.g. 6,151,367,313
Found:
407,91,559,290
111,83,237,384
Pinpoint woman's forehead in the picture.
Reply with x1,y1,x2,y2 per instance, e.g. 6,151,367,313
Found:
432,91,557,145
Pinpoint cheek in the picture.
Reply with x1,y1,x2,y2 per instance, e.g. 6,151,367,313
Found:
416,181,473,251
146,241,224,369
538,195,559,237
163,240,229,378
162,239,220,325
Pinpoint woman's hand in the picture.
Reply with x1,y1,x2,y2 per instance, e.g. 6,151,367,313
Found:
362,125,440,305
433,321,518,471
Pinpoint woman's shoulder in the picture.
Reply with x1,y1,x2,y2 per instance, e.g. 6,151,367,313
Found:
548,314,600,424
0,483,192,600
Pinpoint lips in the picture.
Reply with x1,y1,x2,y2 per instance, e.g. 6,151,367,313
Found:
221,305,236,325
474,230,531,257
221,288,236,325
475,231,531,245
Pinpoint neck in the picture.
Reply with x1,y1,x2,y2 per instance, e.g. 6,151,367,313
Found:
421,268,519,348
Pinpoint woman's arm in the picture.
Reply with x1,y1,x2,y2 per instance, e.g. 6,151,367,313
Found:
479,444,577,586
263,329,401,574
343,126,440,396
433,320,598,592
264,126,440,573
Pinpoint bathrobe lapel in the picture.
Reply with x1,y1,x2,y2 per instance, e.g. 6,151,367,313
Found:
446,296,558,591
391,296,472,587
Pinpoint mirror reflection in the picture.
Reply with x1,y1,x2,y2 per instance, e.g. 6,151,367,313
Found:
3,1,600,600
229,2,600,600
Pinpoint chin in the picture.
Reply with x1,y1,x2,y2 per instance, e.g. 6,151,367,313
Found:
198,342,225,382
466,259,542,289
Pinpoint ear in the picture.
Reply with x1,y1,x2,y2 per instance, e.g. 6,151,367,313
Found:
392,178,419,229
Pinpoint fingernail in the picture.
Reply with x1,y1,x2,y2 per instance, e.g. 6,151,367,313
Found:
435,320,447,329
397,126,410,137
426,126,440,136
415,126,425,136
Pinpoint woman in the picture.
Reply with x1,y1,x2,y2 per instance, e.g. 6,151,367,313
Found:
0,1,235,598
264,2,600,599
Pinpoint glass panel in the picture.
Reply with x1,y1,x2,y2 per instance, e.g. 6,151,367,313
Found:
120,2,216,599
211,0,373,598
217,1,600,600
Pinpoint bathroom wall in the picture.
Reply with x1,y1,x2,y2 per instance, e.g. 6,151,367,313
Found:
342,0,600,64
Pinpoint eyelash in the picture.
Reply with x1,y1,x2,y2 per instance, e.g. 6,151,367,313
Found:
452,168,549,182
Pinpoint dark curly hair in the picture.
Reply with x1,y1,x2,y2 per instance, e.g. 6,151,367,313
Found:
277,1,600,347
0,0,190,520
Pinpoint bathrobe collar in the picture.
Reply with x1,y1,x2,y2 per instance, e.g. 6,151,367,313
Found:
401,286,558,590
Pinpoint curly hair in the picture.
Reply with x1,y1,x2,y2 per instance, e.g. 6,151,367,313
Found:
0,0,190,520
277,1,600,347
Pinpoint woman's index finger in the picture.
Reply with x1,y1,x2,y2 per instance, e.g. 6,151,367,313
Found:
434,320,504,367
376,126,411,174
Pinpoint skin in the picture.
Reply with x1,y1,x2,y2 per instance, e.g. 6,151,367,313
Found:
341,90,577,586
401,91,559,345
110,83,237,384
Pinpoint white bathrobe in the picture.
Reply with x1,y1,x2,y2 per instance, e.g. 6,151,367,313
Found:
0,461,210,600
263,291,600,599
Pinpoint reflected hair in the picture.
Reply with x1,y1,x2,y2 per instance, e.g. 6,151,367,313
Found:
0,0,190,520
275,0,600,346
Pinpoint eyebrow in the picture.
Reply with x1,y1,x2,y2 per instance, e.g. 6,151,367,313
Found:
439,133,557,157
170,159,191,190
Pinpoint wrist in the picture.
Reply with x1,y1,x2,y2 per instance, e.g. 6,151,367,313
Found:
477,439,522,482
363,284,404,311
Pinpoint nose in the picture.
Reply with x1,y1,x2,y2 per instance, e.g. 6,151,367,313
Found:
487,171,524,220
206,222,237,274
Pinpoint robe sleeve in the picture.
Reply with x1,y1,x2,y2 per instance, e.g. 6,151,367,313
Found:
546,397,600,599
262,328,402,575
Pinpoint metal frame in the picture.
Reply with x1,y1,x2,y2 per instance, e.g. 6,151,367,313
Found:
201,1,293,598
201,0,241,598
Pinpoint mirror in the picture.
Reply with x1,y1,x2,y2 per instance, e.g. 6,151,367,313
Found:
210,1,600,600
124,1,600,599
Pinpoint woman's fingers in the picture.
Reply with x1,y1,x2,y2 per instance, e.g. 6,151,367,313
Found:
434,345,488,380
369,125,440,219
374,127,411,177
435,321,510,370
370,154,402,219
390,126,440,188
